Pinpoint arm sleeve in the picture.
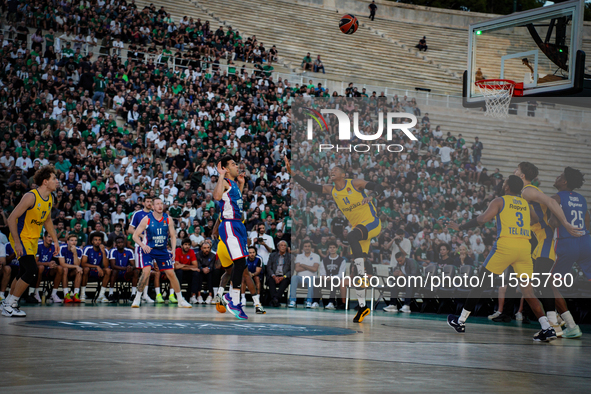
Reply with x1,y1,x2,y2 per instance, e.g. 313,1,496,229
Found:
365,181,385,197
459,218,480,231
293,174,324,194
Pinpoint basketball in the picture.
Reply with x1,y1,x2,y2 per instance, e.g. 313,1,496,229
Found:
339,14,358,34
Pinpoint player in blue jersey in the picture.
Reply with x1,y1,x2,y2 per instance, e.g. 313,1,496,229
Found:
128,196,160,304
132,198,191,308
548,167,589,339
57,234,83,303
34,233,63,303
109,236,137,303
213,155,251,320
81,232,112,303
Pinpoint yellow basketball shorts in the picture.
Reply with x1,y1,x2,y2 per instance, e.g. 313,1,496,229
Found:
9,238,39,257
356,217,382,254
483,237,533,277
216,238,234,268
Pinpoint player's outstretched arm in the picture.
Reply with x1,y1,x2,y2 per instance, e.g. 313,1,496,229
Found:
213,163,229,201
7,193,35,258
448,198,502,231
522,187,583,237
168,218,177,262
285,156,331,194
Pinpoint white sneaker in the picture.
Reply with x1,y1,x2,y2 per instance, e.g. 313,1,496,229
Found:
552,324,563,338
488,311,502,320
288,300,296,308
80,292,87,301
0,293,5,301
34,293,42,303
196,295,204,304
383,305,398,312
98,295,110,303
2,303,26,317
51,294,63,304
305,301,312,308
189,296,198,304
241,297,247,306
142,294,155,303
131,296,141,308
557,315,566,327
400,305,411,313
205,295,212,304
178,298,192,308
325,302,335,310
311,302,319,309
515,312,524,321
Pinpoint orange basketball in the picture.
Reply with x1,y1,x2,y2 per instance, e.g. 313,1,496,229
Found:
339,14,359,34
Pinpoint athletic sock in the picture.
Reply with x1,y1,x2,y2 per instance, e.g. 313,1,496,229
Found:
155,287,161,295
547,311,558,325
64,288,70,296
252,294,261,306
213,287,219,296
216,287,224,297
539,316,551,330
169,289,175,296
459,309,471,324
52,289,58,297
355,289,366,308
74,288,80,295
134,291,142,302
143,287,149,296
109,288,114,296
81,286,87,295
34,288,40,296
561,311,576,329
230,289,240,305
131,287,137,295
99,288,105,297
5,295,14,305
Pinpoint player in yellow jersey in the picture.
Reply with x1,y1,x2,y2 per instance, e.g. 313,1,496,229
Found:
2,166,60,318
514,162,583,333
286,157,384,323
446,175,557,342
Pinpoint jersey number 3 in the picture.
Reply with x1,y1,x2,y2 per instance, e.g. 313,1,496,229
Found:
515,212,524,227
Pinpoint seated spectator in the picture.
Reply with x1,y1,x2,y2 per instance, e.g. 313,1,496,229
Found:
384,252,419,313
314,242,346,309
194,240,216,303
174,238,200,303
289,240,319,308
242,246,263,306
416,36,428,51
301,52,312,71
313,55,325,74
266,241,292,307
454,245,475,268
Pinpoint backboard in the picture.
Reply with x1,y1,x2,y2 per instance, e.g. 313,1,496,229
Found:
463,0,586,107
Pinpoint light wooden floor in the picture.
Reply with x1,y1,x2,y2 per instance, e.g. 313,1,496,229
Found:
1,304,590,393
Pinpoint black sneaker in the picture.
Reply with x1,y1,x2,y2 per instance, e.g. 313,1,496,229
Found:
353,306,370,323
447,315,466,333
492,313,511,323
255,305,266,314
533,327,557,342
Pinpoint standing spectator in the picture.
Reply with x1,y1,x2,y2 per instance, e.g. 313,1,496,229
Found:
416,36,428,51
471,137,483,164
439,142,453,167
386,229,412,267
369,1,377,21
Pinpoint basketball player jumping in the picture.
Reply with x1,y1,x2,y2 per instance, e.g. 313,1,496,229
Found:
132,198,192,308
447,175,557,341
285,157,384,323
546,167,589,339
212,155,254,320
1,166,60,317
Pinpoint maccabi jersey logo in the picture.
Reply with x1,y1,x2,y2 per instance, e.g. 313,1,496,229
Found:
305,108,418,141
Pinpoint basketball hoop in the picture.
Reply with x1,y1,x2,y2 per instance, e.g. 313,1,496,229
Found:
475,79,516,119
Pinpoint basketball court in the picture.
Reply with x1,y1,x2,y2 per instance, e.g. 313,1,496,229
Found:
1,304,590,393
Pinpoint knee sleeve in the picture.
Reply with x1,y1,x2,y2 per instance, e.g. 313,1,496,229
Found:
347,227,366,259
231,258,246,287
19,255,38,284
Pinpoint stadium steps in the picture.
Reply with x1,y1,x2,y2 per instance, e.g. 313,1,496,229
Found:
423,106,591,199
192,0,462,93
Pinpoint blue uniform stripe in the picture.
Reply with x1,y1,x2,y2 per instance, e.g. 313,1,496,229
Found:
17,212,27,236
483,242,498,269
365,217,380,232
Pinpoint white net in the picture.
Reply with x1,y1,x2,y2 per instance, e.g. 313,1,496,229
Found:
475,80,515,119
